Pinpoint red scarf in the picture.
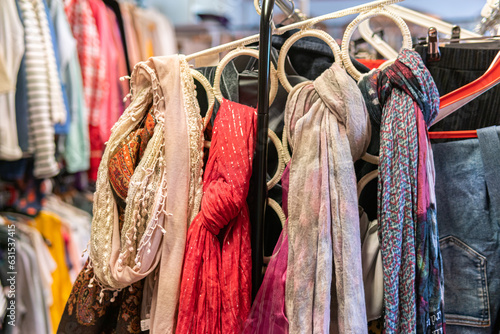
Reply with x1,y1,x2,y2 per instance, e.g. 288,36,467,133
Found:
176,99,257,333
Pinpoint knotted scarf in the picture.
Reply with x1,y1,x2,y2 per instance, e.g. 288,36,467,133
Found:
176,98,257,334
89,55,204,333
358,49,444,333
285,63,370,333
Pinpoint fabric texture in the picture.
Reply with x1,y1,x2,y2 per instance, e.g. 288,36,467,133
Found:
284,63,370,333
358,49,444,334
176,98,257,334
47,0,90,173
58,109,156,334
0,0,25,160
65,0,107,180
242,164,290,334
18,0,66,178
432,126,500,334
415,43,500,132
359,208,383,322
86,55,203,333
33,211,73,333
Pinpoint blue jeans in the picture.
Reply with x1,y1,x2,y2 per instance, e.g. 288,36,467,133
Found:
432,126,500,333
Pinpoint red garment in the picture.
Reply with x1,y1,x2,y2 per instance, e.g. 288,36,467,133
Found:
65,0,107,181
176,99,257,334
358,58,386,70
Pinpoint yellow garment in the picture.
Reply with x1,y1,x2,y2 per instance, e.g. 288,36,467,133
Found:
33,211,73,333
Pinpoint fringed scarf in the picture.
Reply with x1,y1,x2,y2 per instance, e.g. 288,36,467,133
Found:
176,98,257,334
284,64,370,333
89,55,204,333
358,49,445,334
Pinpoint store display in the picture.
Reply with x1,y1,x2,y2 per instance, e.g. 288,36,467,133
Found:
0,0,499,333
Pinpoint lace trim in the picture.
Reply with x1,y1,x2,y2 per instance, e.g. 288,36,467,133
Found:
90,60,168,292
179,56,204,224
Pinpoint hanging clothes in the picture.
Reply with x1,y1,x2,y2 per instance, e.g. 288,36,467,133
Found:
17,0,66,178
65,0,107,181
59,55,204,334
284,64,370,333
176,98,257,334
47,0,90,173
33,211,73,333
242,164,290,334
88,0,120,144
58,108,157,334
358,49,444,334
0,0,24,161
433,126,500,334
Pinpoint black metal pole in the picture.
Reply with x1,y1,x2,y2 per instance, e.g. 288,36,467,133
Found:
252,0,274,299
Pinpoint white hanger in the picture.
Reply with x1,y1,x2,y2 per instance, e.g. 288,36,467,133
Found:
341,7,413,82
277,28,343,92
357,4,482,60
389,4,482,39
185,0,405,63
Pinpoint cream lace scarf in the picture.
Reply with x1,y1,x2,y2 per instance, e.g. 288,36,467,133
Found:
88,55,203,295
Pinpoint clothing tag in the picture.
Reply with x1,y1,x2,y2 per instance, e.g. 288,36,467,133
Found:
195,53,220,68
141,319,150,331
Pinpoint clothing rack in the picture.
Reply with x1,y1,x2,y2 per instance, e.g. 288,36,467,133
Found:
252,0,275,298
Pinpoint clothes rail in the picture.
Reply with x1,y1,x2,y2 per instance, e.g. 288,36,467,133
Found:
252,0,275,298
185,0,403,62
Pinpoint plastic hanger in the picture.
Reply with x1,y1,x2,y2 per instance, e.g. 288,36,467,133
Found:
190,69,215,131
388,4,481,39
341,7,413,82
185,0,404,63
213,47,279,105
432,50,500,125
356,5,481,62
277,28,343,92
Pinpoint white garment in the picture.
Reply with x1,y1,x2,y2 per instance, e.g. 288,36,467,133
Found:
0,50,12,93
148,10,177,56
359,208,383,321
0,0,25,160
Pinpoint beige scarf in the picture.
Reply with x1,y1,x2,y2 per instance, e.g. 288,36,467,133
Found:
285,64,370,333
89,55,203,332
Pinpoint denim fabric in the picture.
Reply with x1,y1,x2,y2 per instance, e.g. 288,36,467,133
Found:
432,126,500,333
415,44,500,132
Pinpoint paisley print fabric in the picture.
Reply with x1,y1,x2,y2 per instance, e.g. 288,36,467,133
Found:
58,108,155,334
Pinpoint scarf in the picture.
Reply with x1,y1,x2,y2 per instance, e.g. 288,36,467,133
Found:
242,165,290,334
89,55,204,333
358,49,444,333
176,98,257,334
285,64,370,333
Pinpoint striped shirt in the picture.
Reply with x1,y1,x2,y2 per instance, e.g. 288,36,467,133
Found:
18,0,66,178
